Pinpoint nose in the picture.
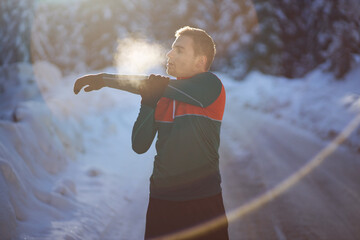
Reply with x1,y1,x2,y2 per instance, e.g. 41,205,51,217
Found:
166,49,173,59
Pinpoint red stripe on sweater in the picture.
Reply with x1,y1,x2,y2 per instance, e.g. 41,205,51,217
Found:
155,86,225,122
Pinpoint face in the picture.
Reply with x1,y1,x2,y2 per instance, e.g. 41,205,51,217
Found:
166,35,206,78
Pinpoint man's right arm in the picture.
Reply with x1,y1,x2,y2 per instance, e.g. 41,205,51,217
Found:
131,74,169,154
132,104,157,154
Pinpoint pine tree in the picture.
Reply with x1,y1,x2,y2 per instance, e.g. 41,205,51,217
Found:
185,0,258,72
0,0,34,65
234,0,360,79
231,0,283,79
317,0,360,79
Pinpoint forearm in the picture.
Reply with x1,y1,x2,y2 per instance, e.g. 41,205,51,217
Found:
132,104,157,154
101,73,148,95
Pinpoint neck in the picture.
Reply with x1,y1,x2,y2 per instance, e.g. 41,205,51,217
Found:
176,71,206,80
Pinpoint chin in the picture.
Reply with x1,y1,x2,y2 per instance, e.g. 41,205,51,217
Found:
166,69,177,78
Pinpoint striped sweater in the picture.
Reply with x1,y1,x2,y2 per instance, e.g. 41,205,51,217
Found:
132,72,226,201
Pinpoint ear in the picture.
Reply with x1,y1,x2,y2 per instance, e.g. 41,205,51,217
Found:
196,55,207,71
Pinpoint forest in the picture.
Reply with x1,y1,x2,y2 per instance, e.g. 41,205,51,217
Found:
1,0,359,79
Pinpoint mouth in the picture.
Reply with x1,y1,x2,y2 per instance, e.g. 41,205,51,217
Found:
167,62,174,68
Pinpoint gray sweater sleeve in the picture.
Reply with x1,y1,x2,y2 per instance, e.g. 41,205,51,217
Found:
162,72,222,108
132,104,157,154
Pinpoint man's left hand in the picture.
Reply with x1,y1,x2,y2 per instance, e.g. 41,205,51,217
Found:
73,74,105,94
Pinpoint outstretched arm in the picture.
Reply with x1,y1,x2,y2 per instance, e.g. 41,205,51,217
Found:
74,72,222,108
73,73,148,95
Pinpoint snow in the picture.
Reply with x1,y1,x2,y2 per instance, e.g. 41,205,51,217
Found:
218,63,360,151
0,60,359,239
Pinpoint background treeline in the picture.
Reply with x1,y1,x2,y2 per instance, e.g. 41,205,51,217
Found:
1,0,359,79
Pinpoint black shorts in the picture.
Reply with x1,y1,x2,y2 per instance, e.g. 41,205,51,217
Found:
145,193,229,240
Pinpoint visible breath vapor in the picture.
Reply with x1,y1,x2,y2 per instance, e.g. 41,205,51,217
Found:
114,37,166,75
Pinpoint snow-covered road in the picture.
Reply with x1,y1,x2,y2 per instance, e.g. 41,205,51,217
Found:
42,100,360,240
221,105,360,240
8,64,359,240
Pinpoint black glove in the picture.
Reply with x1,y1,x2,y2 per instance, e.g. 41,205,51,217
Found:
73,73,105,94
140,74,169,108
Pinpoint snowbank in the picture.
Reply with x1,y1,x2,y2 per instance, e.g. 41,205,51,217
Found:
0,58,162,238
0,61,147,239
219,63,360,152
0,62,86,239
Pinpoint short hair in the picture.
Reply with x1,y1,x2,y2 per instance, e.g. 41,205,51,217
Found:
175,26,216,71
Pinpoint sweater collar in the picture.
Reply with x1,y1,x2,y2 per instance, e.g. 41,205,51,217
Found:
176,72,206,80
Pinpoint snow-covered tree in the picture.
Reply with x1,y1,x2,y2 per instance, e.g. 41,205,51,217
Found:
30,2,85,73
185,0,258,72
314,0,360,79
232,0,283,79
0,0,34,65
4,0,358,79
31,0,130,74
236,0,360,79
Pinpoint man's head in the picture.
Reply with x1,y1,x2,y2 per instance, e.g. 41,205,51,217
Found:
166,26,216,78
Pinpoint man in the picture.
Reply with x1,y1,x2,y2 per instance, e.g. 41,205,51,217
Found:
74,26,228,240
